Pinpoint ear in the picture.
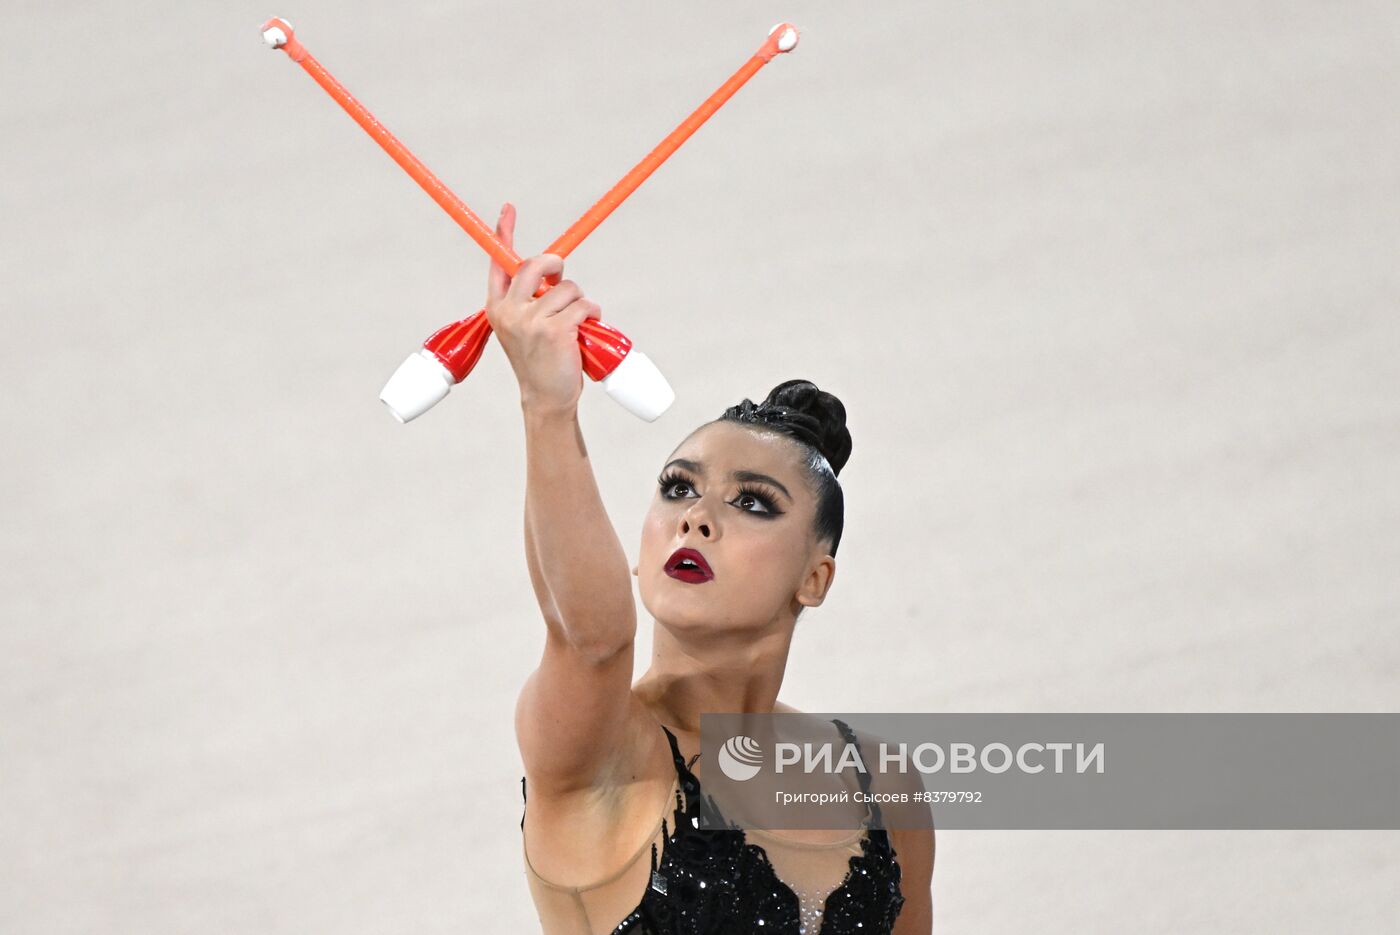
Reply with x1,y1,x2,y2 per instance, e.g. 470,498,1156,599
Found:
795,555,836,608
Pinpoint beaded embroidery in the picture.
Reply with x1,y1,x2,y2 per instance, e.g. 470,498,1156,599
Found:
606,718,905,934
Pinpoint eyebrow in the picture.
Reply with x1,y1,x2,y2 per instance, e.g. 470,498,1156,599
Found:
662,458,793,503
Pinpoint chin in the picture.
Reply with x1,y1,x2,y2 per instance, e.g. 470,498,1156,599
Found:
645,586,720,630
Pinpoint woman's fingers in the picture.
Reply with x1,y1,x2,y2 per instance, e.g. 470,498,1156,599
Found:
507,254,565,304
533,279,583,317
554,298,602,330
487,202,516,306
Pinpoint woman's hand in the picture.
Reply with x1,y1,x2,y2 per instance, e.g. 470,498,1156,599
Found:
484,203,603,416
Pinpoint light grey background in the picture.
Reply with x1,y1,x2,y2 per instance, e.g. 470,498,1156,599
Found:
2,1,1397,932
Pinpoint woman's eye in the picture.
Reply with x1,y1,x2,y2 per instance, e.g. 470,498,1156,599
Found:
735,493,771,513
661,478,775,515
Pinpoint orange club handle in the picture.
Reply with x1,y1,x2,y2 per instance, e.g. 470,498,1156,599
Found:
260,17,516,273
542,22,800,262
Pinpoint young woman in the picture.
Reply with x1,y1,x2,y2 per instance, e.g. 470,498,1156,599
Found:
484,203,934,934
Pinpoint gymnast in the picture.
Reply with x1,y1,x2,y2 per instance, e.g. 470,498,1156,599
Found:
486,204,934,933
259,17,932,931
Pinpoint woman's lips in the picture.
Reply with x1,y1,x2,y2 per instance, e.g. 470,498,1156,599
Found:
665,547,714,583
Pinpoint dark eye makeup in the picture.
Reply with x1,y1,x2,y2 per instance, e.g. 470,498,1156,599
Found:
656,469,783,517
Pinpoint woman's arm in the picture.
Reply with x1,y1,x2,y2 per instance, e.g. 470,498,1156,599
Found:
484,203,639,797
520,407,635,657
514,405,639,795
515,405,641,795
493,200,635,650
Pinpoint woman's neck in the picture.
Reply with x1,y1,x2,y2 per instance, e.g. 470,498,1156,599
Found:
633,618,794,733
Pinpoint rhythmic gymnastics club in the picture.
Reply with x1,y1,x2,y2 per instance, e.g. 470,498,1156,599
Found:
387,22,799,424
259,17,799,422
258,16,668,421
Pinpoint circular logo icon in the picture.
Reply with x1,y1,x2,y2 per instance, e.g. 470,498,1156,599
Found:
718,735,764,781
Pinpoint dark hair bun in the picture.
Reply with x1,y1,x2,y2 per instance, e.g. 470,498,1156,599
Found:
722,379,852,476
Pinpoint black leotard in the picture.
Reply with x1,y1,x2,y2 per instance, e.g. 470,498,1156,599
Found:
521,718,904,934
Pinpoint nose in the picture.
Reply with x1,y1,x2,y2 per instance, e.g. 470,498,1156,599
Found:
679,500,715,540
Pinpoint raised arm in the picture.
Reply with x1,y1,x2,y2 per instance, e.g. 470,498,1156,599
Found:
484,204,639,797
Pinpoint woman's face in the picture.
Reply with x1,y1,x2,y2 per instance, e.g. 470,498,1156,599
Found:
635,421,835,634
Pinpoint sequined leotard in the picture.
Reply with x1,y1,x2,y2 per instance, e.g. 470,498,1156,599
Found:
521,718,904,934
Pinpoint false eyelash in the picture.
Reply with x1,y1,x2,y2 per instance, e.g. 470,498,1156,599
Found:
656,470,783,516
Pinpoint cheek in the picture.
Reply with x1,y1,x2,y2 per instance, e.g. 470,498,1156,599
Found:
640,510,669,552
724,532,791,579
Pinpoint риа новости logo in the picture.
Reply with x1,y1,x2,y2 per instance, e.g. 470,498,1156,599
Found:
718,735,764,781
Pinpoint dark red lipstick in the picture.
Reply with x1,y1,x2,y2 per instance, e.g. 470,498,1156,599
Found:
665,547,714,583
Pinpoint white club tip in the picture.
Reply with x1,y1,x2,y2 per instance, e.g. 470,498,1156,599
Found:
768,23,799,52
600,349,675,422
379,349,455,423
262,26,288,48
